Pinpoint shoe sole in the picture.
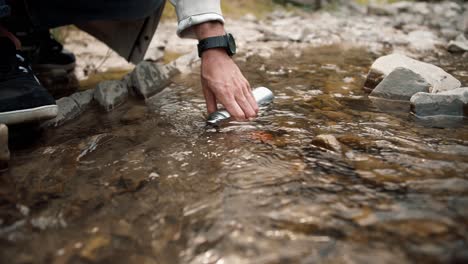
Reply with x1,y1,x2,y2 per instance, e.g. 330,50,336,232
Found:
0,105,58,125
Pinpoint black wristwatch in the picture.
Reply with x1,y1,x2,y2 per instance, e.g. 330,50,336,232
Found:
197,33,237,58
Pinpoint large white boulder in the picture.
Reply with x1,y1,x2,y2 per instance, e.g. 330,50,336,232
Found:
364,53,461,93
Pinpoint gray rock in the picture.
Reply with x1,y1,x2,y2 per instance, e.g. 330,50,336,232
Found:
410,87,468,117
448,34,468,53
363,53,461,93
130,61,177,99
94,80,128,111
70,89,94,111
43,97,81,127
370,67,430,101
0,124,9,164
311,134,342,153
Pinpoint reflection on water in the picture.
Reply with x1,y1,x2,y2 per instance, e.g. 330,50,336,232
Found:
1,45,468,263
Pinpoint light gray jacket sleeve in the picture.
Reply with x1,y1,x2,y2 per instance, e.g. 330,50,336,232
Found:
169,0,225,38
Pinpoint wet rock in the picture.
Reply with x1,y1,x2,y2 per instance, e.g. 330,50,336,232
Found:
94,80,128,111
120,105,148,124
70,89,94,111
410,88,468,117
311,134,342,153
166,51,199,75
363,54,461,93
130,61,177,99
43,97,81,127
370,67,430,101
0,124,9,170
448,34,468,53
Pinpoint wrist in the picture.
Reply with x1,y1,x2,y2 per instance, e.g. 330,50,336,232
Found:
201,48,231,61
194,21,225,40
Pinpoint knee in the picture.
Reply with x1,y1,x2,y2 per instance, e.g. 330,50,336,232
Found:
126,0,165,20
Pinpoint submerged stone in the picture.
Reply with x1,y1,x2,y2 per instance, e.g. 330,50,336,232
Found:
363,54,461,93
311,134,342,153
94,80,128,111
410,87,468,117
370,67,430,101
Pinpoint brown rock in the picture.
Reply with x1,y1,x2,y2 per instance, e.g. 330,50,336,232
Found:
311,134,342,153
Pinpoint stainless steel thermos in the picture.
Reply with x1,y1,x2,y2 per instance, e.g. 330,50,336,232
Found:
206,87,274,126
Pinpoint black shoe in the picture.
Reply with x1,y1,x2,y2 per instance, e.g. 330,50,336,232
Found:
17,30,76,73
0,37,58,125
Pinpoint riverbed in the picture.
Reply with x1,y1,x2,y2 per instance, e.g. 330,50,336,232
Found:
1,44,467,263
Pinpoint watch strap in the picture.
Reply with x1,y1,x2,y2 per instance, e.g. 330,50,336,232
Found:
198,35,229,57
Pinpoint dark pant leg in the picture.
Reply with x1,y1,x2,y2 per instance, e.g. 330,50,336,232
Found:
25,0,165,29
0,0,11,18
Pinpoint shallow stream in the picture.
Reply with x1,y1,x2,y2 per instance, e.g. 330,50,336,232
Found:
1,45,468,263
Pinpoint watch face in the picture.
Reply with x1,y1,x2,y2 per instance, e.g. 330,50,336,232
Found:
227,34,237,55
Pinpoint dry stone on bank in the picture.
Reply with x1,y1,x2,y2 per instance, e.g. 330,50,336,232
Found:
411,88,468,117
363,53,461,93
0,124,9,164
167,51,200,75
448,34,468,53
94,80,128,111
130,62,178,99
370,67,431,101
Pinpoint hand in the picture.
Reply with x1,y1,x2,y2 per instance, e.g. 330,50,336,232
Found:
193,21,258,121
201,49,258,120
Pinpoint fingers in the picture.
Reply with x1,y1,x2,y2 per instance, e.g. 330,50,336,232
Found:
234,83,257,120
202,85,218,114
222,95,246,121
241,80,259,114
